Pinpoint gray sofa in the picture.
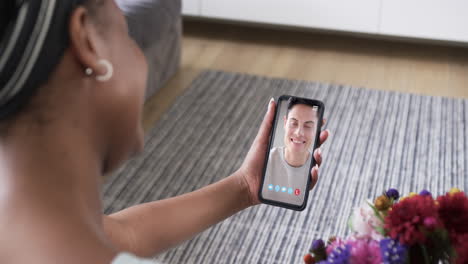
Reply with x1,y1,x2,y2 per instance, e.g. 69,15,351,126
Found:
116,0,182,99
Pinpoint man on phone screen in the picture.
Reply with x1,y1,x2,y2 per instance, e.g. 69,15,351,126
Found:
263,98,318,203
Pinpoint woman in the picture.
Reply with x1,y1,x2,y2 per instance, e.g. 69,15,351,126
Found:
0,0,329,263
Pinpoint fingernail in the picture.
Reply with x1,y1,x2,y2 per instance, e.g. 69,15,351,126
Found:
315,164,319,170
318,148,322,155
326,129,331,137
311,164,318,171
266,98,274,112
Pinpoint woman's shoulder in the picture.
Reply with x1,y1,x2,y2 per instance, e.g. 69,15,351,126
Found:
112,253,160,264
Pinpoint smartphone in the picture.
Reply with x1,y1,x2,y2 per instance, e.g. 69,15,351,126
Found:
259,95,325,211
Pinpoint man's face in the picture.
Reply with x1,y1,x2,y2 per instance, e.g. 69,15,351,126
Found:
283,104,318,156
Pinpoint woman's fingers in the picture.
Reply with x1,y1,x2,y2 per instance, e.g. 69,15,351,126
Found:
252,98,276,148
310,165,319,190
310,122,327,191
313,148,322,166
319,129,329,146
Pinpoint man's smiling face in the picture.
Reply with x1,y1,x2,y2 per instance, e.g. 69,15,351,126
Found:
283,104,317,156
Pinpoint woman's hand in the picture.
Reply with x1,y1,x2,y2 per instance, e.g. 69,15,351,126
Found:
236,98,329,206
104,98,329,256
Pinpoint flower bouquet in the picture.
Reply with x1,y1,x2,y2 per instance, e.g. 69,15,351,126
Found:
304,188,468,264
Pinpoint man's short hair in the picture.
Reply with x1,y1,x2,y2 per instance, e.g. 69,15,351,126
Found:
286,97,315,117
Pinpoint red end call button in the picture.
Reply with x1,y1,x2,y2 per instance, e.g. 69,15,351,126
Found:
295,189,301,196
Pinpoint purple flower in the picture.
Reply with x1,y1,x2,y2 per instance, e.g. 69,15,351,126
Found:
385,189,400,200
311,239,327,261
379,238,407,264
318,244,351,264
419,189,432,197
311,239,325,251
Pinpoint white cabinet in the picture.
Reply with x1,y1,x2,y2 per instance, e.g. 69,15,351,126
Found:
200,0,380,34
182,0,468,44
380,0,468,43
182,0,200,16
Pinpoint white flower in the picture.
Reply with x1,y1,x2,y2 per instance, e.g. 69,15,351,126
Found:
348,200,385,240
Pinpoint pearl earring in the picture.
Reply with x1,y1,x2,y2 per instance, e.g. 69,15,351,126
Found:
96,59,114,82
85,68,93,76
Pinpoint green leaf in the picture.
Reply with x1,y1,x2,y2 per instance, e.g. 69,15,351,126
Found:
366,201,385,223
375,226,386,236
348,215,354,230
420,244,430,264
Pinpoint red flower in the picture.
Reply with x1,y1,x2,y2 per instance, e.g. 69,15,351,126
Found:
303,254,315,264
437,192,468,242
454,234,468,264
384,195,440,246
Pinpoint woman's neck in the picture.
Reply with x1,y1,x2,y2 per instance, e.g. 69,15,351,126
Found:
0,120,117,263
0,116,106,232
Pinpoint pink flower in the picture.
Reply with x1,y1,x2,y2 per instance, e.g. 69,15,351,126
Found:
423,217,437,230
325,238,382,264
348,239,382,264
349,201,384,240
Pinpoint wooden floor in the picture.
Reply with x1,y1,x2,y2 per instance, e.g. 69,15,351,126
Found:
143,20,468,130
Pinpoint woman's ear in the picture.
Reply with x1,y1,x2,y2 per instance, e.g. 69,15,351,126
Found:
68,6,106,76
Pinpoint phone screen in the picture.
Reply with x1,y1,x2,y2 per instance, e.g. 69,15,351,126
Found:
259,95,324,210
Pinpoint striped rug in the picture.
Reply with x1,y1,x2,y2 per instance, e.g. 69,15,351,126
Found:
102,70,468,264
